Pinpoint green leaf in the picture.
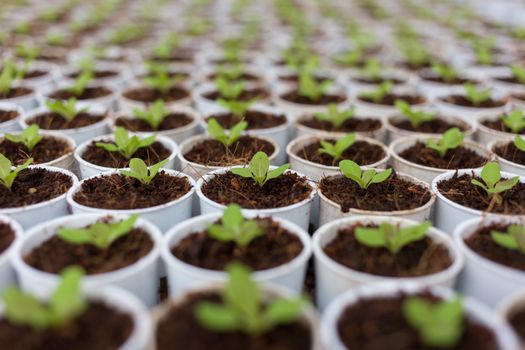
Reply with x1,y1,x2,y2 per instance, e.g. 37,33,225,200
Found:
5,124,43,152
510,64,525,84
471,162,519,197
266,164,290,182
355,221,429,254
297,70,331,101
426,128,464,157
194,303,240,331
50,267,87,325
360,81,392,103
514,135,525,153
262,297,305,328
68,71,93,96
120,158,167,185
96,127,156,159
481,162,501,188
501,110,525,133
131,100,170,130
339,160,392,189
0,154,32,189
395,99,435,128
2,287,51,330
355,226,388,248
464,83,491,106
491,230,521,250
249,151,270,185
45,98,80,122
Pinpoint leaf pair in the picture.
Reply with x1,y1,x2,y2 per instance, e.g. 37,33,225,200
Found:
510,64,525,85
67,71,93,96
491,224,525,253
0,154,32,189
426,128,464,157
207,118,247,147
45,98,86,122
120,158,168,185
471,162,519,197
339,159,392,189
143,69,182,94
231,152,289,187
318,133,356,162
500,110,525,133
218,98,256,118
208,204,263,246
395,100,435,128
355,221,430,254
464,83,491,106
314,104,355,128
359,58,382,80
132,100,170,130
360,81,392,103
515,135,525,153
215,77,245,100
96,127,156,159
431,63,458,83
297,70,331,101
5,124,43,152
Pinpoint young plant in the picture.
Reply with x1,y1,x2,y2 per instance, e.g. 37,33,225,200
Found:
314,104,355,128
216,64,244,82
154,34,181,59
490,224,525,253
58,215,138,249
120,158,168,185
215,77,244,100
500,110,525,133
355,221,431,254
207,118,247,147
395,100,435,128
132,100,170,130
143,68,181,94
464,83,491,106
217,98,256,118
510,64,525,85
359,58,382,80
96,127,156,159
339,159,392,189
2,266,86,330
360,81,392,103
514,135,525,153
471,162,520,197
45,98,86,122
318,133,356,162
195,263,305,335
0,60,17,95
208,204,263,246
473,38,494,65
426,128,464,157
67,71,93,96
333,49,363,67
431,63,458,83
14,43,40,61
5,125,43,151
403,297,463,348
231,152,290,187
297,70,331,101
0,154,32,189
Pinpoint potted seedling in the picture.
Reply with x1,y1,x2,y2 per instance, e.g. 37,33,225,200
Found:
146,34,195,65
64,57,132,89
13,42,68,64
390,128,492,183
432,161,525,233
347,59,409,94
0,102,23,133
467,37,510,76
67,158,195,232
135,62,194,89
312,216,463,309
477,109,525,145
0,59,37,111
74,127,178,178
0,214,22,293
1,58,59,92
196,151,315,230
490,64,525,94
201,63,264,85
0,266,152,349
489,135,525,176
498,290,525,347
417,63,479,98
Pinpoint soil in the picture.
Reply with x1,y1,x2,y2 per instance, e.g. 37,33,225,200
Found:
442,95,507,108
398,61,433,71
494,76,524,85
26,112,106,130
150,52,194,62
67,70,118,79
171,217,303,270
481,119,525,134
421,76,474,85
115,113,193,132
0,87,33,99
391,118,466,133
123,86,189,103
296,140,386,166
203,88,269,102
0,301,133,350
298,116,382,133
201,172,312,209
513,93,525,102
399,142,488,169
279,74,330,84
0,137,72,165
0,223,15,254
48,87,112,100
353,77,404,85
156,291,312,350
81,140,171,168
138,72,190,82
319,173,432,213
337,293,498,350
464,223,525,271
72,172,191,209
0,110,19,123
436,172,525,214
0,168,72,208
493,141,525,166
205,111,286,130
183,136,275,167
358,93,426,106
208,72,260,82
280,90,345,105
509,308,525,341
22,70,47,79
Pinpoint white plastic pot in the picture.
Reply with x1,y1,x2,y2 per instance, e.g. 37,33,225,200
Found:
0,85,38,111
0,103,23,133
119,85,193,114
477,114,520,145
19,61,60,92
345,69,412,95
61,61,133,90
416,69,480,98
489,139,525,177
43,83,118,111
0,215,22,293
353,88,428,118
498,290,525,347
433,93,512,120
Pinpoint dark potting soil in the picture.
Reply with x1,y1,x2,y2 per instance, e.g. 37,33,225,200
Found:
323,224,452,277
0,137,72,165
353,77,404,85
398,61,433,71
279,74,330,84
391,118,466,133
481,119,525,134
0,110,19,123
0,301,133,350
464,223,525,271
172,217,303,270
298,116,382,133
204,88,269,102
493,141,525,166
442,95,507,108
0,223,15,254
22,70,47,79
337,293,498,350
150,51,194,62
27,112,106,130
296,140,385,167
509,308,525,341
359,93,426,106
280,91,345,105
319,173,432,213
156,292,312,350
138,72,190,82
115,112,194,132
205,111,286,130
201,172,312,209
81,140,171,168
421,75,474,85
0,168,72,208
399,142,488,169
67,70,118,79
183,136,275,167
123,86,189,103
495,76,525,85
207,72,260,82
0,87,33,99
73,172,191,210
436,173,525,215
48,87,112,100
513,93,525,102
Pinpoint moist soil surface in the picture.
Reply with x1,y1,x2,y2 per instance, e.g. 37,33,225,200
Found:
0,223,15,254
280,91,345,105
495,76,525,85
421,75,474,85
81,140,171,168
358,93,425,106
208,72,260,82
323,224,452,277
279,74,331,84
298,116,382,133
493,141,525,165
353,77,404,85
156,291,312,350
437,173,525,214
399,142,488,169
0,87,33,99
0,168,72,208
115,113,193,132
464,223,525,271
22,70,47,79
391,118,466,133
67,70,118,79
509,308,525,341
296,140,385,166
513,93,525,102
319,173,432,213
0,110,19,123
0,301,133,350
123,86,189,103
183,136,275,167
204,88,269,102
337,293,498,350
442,95,507,108
0,137,72,165
73,172,191,209
201,172,312,209
172,217,303,270
481,119,525,134
27,112,106,130
48,87,112,100
205,111,286,130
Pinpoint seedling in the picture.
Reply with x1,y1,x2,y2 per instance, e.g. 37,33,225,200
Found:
514,135,525,153
426,128,464,157
339,159,392,189
395,100,435,128
217,98,256,118
216,64,244,81
0,61,16,95
143,68,181,94
14,43,40,61
314,104,355,128
333,49,363,67
208,204,263,246
0,154,32,189
399,41,432,68
67,71,93,96
96,127,156,159
109,25,144,45
5,125,43,151
195,263,305,335
355,221,431,254
132,100,170,130
318,133,356,162
45,32,66,46
464,83,491,106
215,77,244,100
403,297,463,348
297,70,331,101
359,58,382,80
2,267,86,330
473,38,494,65
509,65,525,85
207,118,247,147
490,224,525,253
471,162,519,197
120,158,168,185
58,215,138,249
76,57,95,73
360,81,392,103
231,152,290,187
500,110,525,133
45,98,87,122
431,63,458,84
154,34,181,59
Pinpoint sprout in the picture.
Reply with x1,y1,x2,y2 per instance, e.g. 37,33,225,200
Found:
395,100,435,128
207,204,263,246
96,127,156,159
67,71,94,96
360,81,392,103
471,162,519,197
314,104,355,128
5,125,43,152
355,221,431,254
120,158,168,185
132,100,170,130
45,98,87,122
207,118,247,147
426,128,464,157
500,110,525,133
318,133,356,162
0,154,32,189
231,152,290,187
339,159,392,189
297,70,331,101
464,83,491,106
490,224,525,253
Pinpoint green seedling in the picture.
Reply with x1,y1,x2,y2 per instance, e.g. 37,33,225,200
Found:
109,25,144,45
359,58,382,80
510,64,525,85
395,100,435,128
471,162,519,197
490,224,525,253
217,98,256,118
0,60,17,95
500,110,525,133
360,81,392,103
13,20,30,35
154,34,181,59
131,100,171,130
45,98,87,122
76,57,95,73
426,128,464,157
473,38,494,65
215,77,244,100
399,41,432,68
339,159,392,189
45,32,66,46
207,118,247,147
96,127,156,159
355,221,431,254
208,204,263,246
464,83,491,106
58,215,138,249
318,133,356,162
5,125,43,152
216,64,244,81
231,152,290,187
67,71,93,96
333,49,363,67
314,104,355,128
431,63,458,84
143,68,181,94
195,263,306,335
120,158,168,185
298,70,331,101
514,135,525,153
0,153,32,189
186,18,210,37
14,44,40,61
